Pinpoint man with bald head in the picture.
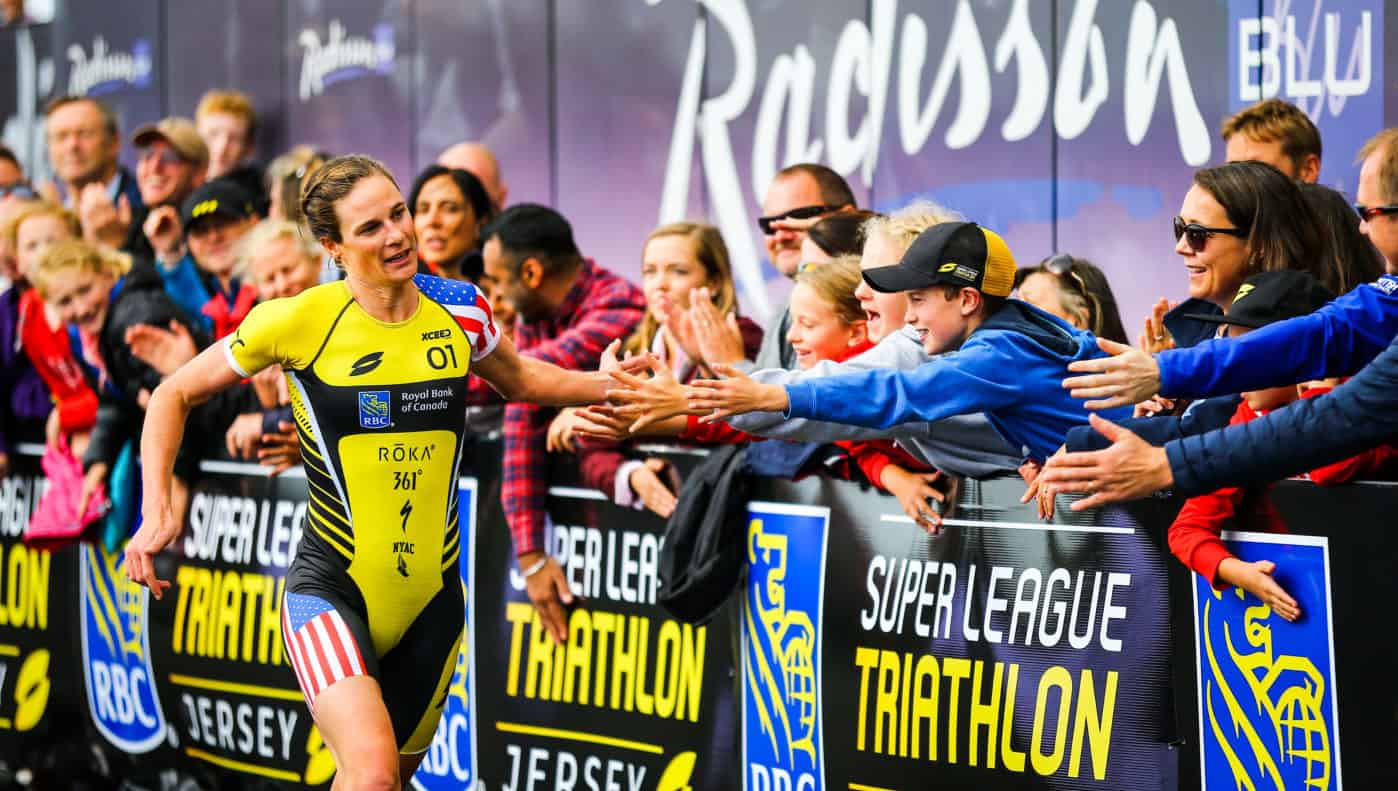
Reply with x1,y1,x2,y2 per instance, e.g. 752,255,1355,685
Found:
438,141,508,210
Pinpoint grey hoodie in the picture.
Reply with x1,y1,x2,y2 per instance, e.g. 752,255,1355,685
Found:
725,327,1022,478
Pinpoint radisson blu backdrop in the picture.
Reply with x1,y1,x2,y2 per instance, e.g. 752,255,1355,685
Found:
1,0,1392,327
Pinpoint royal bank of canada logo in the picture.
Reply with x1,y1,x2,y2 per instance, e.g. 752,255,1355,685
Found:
358,390,391,429
412,478,477,790
742,503,829,791
297,19,395,101
1194,532,1341,791
80,544,166,753
67,36,153,96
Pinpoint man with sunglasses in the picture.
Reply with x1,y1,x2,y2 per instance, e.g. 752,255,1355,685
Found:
745,163,856,372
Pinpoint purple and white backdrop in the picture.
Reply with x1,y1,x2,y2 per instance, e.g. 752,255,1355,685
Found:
1,0,1388,327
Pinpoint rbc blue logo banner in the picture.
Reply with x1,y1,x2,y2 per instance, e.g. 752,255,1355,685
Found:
358,390,391,429
742,503,830,791
1193,532,1342,790
80,544,166,753
411,478,477,790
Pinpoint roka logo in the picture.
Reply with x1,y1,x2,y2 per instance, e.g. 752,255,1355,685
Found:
67,36,152,96
297,20,395,101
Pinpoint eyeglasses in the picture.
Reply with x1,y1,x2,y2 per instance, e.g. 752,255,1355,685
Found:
757,205,835,235
1354,203,1398,222
139,147,186,168
1042,254,1101,327
1173,216,1248,252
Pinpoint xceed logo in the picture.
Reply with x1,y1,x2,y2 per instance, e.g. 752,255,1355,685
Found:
358,390,391,429
67,36,152,96
350,351,384,377
80,544,166,753
297,19,395,101
420,328,451,342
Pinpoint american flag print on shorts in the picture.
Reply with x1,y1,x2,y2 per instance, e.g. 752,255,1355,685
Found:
282,592,367,708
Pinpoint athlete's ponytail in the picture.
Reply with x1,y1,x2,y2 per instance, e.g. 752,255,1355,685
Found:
300,154,399,245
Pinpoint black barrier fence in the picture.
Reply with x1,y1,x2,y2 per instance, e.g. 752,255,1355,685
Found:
0,441,1392,790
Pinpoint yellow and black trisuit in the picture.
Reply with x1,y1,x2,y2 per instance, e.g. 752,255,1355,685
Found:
224,274,499,754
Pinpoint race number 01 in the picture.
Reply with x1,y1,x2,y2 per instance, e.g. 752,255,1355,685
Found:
427,344,458,370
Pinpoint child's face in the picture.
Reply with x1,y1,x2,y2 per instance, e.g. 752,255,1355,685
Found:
1228,324,1300,412
46,268,114,335
786,282,866,370
905,286,974,355
854,232,910,342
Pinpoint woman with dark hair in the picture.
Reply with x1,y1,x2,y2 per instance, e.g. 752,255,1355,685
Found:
408,165,493,282
1149,160,1326,351
1298,182,1383,294
1014,254,1129,344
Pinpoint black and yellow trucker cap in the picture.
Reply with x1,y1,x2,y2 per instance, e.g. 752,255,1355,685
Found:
862,221,1017,298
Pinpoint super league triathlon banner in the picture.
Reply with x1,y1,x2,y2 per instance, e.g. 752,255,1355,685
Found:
145,462,333,787
472,481,742,790
743,475,1177,791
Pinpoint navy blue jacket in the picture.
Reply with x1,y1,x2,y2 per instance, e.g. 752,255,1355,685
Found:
1065,395,1238,452
1167,333,1398,497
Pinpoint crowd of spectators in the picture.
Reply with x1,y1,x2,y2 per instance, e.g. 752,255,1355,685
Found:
1,88,1396,623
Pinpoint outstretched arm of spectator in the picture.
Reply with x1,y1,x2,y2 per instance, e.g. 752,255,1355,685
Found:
1039,334,1398,506
132,344,244,599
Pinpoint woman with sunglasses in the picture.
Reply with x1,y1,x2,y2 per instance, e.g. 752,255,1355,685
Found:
1155,161,1326,351
1014,254,1128,344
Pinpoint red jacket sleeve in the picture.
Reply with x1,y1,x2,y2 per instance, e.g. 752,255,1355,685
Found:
1167,488,1246,588
575,438,628,498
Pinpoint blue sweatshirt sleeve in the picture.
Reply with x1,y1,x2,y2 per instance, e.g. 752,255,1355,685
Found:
784,342,1022,429
1157,277,1398,398
1166,334,1398,497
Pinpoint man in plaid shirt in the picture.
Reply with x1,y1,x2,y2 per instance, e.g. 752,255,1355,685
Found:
481,204,645,641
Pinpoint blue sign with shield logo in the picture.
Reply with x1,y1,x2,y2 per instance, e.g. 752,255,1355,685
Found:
411,477,477,790
80,544,166,753
1193,531,1342,790
742,502,830,791
358,390,391,429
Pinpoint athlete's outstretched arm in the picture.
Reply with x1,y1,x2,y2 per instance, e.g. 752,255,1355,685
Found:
473,334,619,407
129,345,245,598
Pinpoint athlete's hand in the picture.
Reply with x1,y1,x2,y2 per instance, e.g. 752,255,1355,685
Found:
606,355,690,432
129,494,181,599
520,551,575,643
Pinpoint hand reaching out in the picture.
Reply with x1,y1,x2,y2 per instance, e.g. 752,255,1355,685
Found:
880,465,945,534
684,364,789,422
547,407,583,453
1217,558,1301,622
1061,338,1164,410
606,354,691,432
126,320,198,376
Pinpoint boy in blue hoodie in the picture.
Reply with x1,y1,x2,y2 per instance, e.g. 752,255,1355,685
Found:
685,221,1133,462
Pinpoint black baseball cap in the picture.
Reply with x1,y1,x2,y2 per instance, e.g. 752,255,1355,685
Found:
862,221,1017,297
1183,270,1334,329
181,179,258,236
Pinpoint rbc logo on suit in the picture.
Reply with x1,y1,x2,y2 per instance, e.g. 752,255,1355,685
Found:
359,390,392,429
